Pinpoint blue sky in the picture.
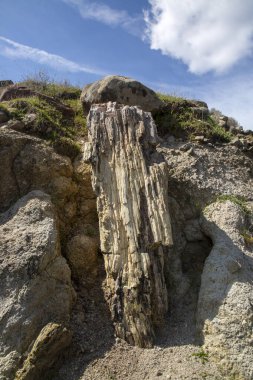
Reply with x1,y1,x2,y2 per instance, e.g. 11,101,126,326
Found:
0,0,253,129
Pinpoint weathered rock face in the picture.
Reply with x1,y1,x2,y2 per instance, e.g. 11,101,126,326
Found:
81,75,165,115
0,129,75,213
0,109,99,379
157,138,253,379
197,200,253,380
0,191,75,379
0,129,98,261
85,102,172,347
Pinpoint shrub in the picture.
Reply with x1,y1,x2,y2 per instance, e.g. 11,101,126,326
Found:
192,348,209,365
4,96,84,160
0,103,10,117
154,93,232,142
19,71,81,99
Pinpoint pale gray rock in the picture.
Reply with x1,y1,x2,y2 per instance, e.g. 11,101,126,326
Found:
197,200,253,379
0,191,75,379
80,75,165,115
160,142,253,218
86,102,172,347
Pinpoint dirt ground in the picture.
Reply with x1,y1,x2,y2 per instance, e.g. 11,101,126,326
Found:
54,259,223,380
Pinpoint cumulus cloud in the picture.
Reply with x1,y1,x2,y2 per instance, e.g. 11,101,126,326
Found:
0,36,107,76
145,0,253,74
62,0,143,36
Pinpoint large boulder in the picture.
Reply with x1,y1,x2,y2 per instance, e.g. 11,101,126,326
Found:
0,191,75,379
80,75,165,115
197,200,253,379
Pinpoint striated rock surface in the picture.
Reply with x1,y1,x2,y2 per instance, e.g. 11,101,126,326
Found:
0,191,75,379
85,102,172,347
197,200,253,379
81,75,165,115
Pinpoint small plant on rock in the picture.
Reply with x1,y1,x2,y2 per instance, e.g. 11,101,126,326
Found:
241,230,253,246
192,348,209,365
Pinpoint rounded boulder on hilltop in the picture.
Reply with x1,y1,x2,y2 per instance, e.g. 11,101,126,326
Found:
80,75,165,115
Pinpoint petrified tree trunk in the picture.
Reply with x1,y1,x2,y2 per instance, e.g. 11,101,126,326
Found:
85,102,173,347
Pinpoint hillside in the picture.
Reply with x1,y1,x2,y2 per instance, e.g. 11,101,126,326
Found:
0,76,253,380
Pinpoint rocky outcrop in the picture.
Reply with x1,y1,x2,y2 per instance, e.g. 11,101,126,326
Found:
81,75,165,115
0,81,13,98
0,191,75,379
0,80,13,88
85,102,172,347
1,76,253,380
0,127,99,379
0,128,76,214
197,200,253,379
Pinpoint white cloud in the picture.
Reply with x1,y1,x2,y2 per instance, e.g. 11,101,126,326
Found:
0,36,107,76
145,0,253,74
62,0,143,36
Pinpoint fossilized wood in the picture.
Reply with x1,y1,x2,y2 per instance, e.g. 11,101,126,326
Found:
85,102,173,347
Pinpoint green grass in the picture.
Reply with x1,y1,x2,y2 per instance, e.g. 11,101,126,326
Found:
19,72,81,99
63,98,87,134
154,92,232,142
192,348,209,365
19,80,82,99
157,92,186,104
0,103,10,114
4,96,83,159
216,194,250,214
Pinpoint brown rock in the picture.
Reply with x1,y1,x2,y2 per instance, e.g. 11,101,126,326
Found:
15,323,72,380
66,233,99,280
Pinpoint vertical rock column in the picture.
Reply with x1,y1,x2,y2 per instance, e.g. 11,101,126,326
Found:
86,102,173,347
